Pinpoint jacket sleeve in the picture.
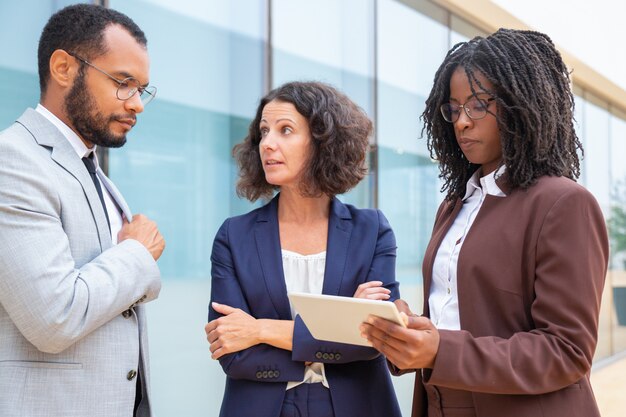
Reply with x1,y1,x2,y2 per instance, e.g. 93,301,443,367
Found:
291,209,400,363
425,187,609,394
0,143,161,354
209,219,305,382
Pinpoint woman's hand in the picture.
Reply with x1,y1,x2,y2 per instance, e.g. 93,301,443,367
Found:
205,302,261,360
353,280,391,300
360,315,440,370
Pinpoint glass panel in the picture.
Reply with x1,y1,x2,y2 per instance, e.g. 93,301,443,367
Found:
581,94,611,216
107,1,266,416
450,14,487,44
376,0,449,414
377,0,448,305
578,94,612,360
0,1,88,126
609,112,626,355
271,0,374,208
576,95,612,359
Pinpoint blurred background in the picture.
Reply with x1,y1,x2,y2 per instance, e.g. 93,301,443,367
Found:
1,0,624,415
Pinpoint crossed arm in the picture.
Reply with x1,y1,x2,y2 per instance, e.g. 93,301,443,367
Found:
206,281,390,360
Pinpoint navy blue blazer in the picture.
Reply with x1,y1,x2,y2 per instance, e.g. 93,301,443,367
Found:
209,195,402,417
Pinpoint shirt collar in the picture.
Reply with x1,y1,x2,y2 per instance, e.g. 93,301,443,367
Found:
35,104,99,166
462,165,507,201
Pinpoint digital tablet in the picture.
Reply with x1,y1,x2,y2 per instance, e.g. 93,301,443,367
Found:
287,292,406,347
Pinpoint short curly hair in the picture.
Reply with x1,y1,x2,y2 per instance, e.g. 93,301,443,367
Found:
422,28,582,201
234,81,373,202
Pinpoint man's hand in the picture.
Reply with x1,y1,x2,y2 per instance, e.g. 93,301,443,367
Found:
118,214,165,261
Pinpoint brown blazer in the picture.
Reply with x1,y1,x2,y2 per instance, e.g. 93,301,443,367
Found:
411,175,609,417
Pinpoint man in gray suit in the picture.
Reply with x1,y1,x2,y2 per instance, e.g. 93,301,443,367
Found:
0,4,164,417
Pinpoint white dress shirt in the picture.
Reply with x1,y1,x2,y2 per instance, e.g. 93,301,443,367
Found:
429,168,506,330
35,104,123,243
282,249,330,389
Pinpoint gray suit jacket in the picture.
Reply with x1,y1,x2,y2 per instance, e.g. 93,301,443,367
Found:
0,109,161,417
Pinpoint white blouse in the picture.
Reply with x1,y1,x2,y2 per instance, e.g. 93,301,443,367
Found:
282,249,329,390
429,168,506,330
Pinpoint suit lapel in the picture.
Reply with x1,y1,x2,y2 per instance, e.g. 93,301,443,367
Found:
423,198,462,315
322,198,353,296
254,195,292,319
16,108,112,250
254,196,354,316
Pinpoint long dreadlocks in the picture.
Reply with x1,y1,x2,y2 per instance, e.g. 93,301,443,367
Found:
422,28,583,201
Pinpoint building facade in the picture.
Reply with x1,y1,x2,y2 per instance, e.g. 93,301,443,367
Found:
1,0,625,415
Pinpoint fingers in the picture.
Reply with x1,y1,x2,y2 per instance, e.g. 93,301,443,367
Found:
204,322,214,337
366,329,405,363
360,321,408,352
205,321,228,359
354,281,391,300
406,315,436,330
399,312,409,327
366,315,408,338
117,213,165,260
210,340,227,360
361,315,440,369
393,299,416,316
211,302,238,315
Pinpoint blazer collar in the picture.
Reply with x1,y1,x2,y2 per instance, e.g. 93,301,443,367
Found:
422,198,462,316
254,194,353,319
322,197,352,295
16,108,112,250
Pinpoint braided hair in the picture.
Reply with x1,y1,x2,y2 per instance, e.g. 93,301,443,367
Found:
422,28,583,201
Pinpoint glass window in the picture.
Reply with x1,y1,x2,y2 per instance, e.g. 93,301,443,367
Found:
450,14,487,45
581,94,611,215
0,1,87,127
376,0,448,305
107,1,266,415
271,0,375,208
609,111,626,355
376,0,449,413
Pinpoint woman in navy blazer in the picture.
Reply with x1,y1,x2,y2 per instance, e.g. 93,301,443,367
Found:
205,81,402,417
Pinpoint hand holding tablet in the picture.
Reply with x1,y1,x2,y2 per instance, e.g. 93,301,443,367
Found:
288,292,407,347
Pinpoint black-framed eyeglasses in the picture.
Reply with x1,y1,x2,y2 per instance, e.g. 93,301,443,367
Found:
68,52,157,106
440,97,495,123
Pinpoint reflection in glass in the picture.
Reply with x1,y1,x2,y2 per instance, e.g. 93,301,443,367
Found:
609,113,626,354
272,0,374,208
108,1,266,416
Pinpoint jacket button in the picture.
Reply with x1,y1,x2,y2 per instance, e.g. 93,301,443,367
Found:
262,371,268,379
335,353,342,360
315,352,322,359
256,371,263,379
122,309,132,318
127,370,137,381
274,370,280,378
328,353,335,360
322,353,329,360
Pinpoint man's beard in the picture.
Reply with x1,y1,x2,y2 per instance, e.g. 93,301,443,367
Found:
64,71,132,148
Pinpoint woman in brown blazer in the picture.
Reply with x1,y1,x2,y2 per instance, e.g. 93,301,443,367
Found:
361,29,609,417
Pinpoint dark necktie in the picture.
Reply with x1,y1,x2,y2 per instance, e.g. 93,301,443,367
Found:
82,153,111,233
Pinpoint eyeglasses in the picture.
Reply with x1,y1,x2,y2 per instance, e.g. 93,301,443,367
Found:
68,52,157,106
440,97,495,123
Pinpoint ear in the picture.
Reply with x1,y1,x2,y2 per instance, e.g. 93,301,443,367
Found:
48,49,79,89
